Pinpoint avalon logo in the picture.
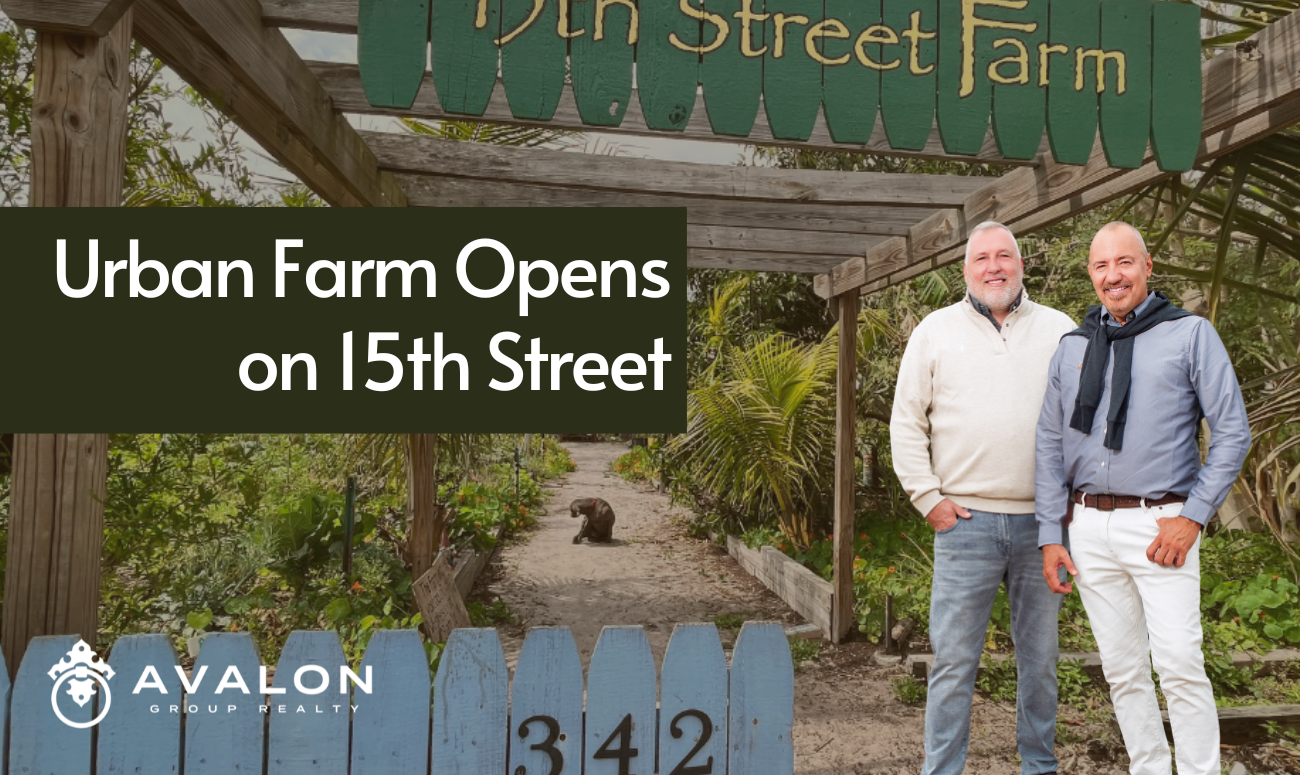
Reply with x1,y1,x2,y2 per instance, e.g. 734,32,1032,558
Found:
48,640,115,729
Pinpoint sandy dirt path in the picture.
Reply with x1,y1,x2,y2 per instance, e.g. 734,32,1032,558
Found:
480,442,1121,775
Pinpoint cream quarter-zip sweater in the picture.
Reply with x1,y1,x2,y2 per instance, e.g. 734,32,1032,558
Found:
891,294,1076,517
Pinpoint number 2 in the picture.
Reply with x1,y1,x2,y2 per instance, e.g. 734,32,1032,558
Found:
667,709,714,775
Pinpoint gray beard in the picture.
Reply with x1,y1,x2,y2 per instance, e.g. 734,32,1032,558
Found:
968,277,1023,311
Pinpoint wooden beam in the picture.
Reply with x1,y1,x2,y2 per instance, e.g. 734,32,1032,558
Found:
362,131,989,207
131,0,405,207
0,0,135,35
814,7,1300,298
2,435,108,679
393,174,938,236
688,250,852,274
30,9,132,206
688,225,887,258
831,292,858,643
259,0,354,32
309,61,1044,167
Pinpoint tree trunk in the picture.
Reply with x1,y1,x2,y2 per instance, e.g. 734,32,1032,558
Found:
2,434,108,678
404,434,445,580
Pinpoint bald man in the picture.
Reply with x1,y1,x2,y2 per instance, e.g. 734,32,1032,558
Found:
1035,222,1250,775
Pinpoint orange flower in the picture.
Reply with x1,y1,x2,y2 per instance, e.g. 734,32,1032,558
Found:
350,581,364,592
859,533,866,539
887,565,896,574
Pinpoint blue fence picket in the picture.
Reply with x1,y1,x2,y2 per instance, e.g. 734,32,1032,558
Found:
184,633,264,775
660,624,729,775
11,635,93,775
585,626,657,775
0,642,9,774
352,629,430,775
99,634,181,775
728,623,794,775
433,628,509,773
510,627,584,775
268,631,350,775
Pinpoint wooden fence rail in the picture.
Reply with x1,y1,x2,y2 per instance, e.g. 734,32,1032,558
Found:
5,622,793,775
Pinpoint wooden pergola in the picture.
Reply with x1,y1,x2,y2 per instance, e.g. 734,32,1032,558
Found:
4,0,1299,669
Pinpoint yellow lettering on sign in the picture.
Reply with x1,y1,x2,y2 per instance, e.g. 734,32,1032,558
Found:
987,37,1029,84
960,0,1037,97
559,0,586,38
594,0,638,43
902,11,936,75
1037,42,1068,85
1075,47,1126,93
806,19,850,65
855,24,901,70
668,0,730,54
497,0,543,45
475,0,489,28
733,0,770,57
773,13,810,58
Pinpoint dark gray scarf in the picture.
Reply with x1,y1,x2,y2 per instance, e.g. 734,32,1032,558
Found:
1062,292,1191,451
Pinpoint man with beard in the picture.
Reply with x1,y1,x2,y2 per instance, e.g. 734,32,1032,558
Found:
892,221,1075,775
1036,222,1250,775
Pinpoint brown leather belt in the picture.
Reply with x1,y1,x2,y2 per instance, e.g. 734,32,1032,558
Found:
1073,490,1186,511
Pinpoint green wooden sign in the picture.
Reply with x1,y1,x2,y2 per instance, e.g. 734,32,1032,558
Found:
358,0,1204,170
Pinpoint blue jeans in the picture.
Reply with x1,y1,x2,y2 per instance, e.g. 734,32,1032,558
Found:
921,510,1062,775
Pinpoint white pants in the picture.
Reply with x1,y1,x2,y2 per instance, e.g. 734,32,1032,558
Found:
1069,503,1219,775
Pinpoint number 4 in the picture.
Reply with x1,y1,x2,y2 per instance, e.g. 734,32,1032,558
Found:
593,714,638,775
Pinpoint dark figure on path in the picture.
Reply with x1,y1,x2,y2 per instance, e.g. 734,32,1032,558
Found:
571,498,616,544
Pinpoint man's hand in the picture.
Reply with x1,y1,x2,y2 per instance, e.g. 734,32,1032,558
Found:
1042,544,1078,594
1146,515,1201,567
925,499,972,532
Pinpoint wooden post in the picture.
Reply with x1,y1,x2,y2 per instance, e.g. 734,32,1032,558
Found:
2,434,109,677
831,291,858,643
29,7,133,207
404,433,443,580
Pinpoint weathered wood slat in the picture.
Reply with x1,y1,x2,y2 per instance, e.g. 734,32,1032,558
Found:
637,0,700,132
1151,1,1202,172
822,0,879,144
184,633,264,775
935,0,987,155
500,0,564,120
762,0,823,141
268,631,349,775
585,626,657,775
100,635,181,775
990,0,1046,160
362,130,990,205
660,625,729,775
307,60,1043,166
570,0,633,127
393,174,939,235
10,636,91,775
725,538,833,639
134,0,406,207
729,623,795,774
1097,0,1150,168
353,630,430,775
702,0,764,137
431,0,498,116
815,7,1300,297
689,224,887,257
357,0,428,109
433,629,508,774
685,249,843,273
1195,704,1300,745
879,0,936,150
0,0,134,35
510,628,584,775
1046,0,1099,165
833,290,856,644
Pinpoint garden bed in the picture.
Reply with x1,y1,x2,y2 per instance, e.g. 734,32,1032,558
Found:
721,535,832,637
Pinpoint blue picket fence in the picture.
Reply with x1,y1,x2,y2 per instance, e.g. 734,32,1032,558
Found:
5,622,794,775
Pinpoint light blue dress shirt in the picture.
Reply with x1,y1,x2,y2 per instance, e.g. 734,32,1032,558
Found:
1035,293,1252,547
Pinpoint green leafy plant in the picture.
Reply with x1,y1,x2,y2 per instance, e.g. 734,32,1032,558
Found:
893,674,928,705
789,637,821,664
